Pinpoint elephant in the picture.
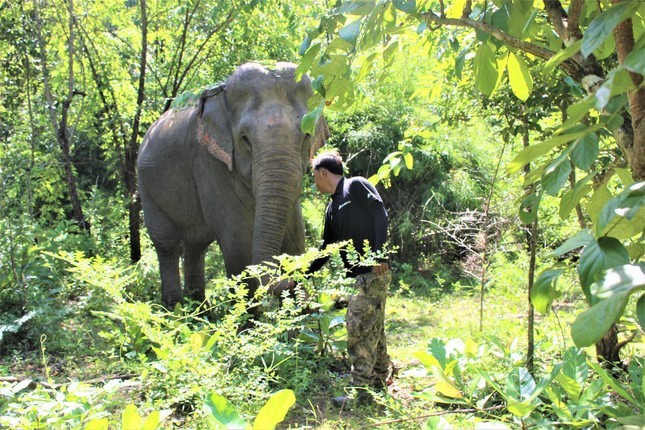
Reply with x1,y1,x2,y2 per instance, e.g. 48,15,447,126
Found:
137,62,327,308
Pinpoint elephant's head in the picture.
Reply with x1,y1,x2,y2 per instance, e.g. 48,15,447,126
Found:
196,62,327,267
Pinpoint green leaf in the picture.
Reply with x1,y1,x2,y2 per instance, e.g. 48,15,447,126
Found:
142,411,161,430
339,18,362,45
356,52,378,81
204,392,247,430
578,237,630,300
571,290,631,347
581,1,640,57
542,152,571,196
301,103,323,136
253,389,296,430
588,361,640,407
559,95,595,132
383,40,399,66
85,419,109,430
507,126,600,174
637,295,645,331
570,132,598,170
519,188,543,225
326,76,355,110
505,368,538,417
622,40,645,74
543,40,581,76
555,373,582,402
296,43,321,79
550,228,594,257
404,152,414,169
339,0,375,16
559,173,595,220
428,338,447,369
122,405,142,430
597,182,645,238
531,268,563,314
562,347,588,387
507,52,533,101
591,264,645,300
446,0,467,18
474,42,499,96
393,0,416,14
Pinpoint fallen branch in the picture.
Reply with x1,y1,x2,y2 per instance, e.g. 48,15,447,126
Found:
0,374,138,390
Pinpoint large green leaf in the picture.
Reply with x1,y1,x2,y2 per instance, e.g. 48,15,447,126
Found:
542,151,572,196
597,182,645,238
637,295,645,331
588,360,640,407
542,40,582,76
507,52,533,101
339,18,362,45
519,188,543,225
393,0,416,14
301,102,323,136
591,263,645,300
581,1,640,57
570,132,598,170
253,390,296,430
507,125,600,174
474,42,498,96
571,290,631,348
550,228,594,257
204,392,247,430
622,39,645,74
577,237,630,300
572,264,645,348
562,347,588,389
531,268,563,314
122,405,142,430
559,172,595,220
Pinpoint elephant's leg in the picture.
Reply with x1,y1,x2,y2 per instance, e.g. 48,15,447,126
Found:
155,242,183,308
183,242,210,303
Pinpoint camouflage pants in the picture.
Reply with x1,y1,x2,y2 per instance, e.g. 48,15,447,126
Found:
346,270,392,390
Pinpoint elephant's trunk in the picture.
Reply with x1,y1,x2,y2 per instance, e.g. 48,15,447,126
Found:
251,150,303,266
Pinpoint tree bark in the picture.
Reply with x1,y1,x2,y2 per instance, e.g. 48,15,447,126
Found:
613,3,645,181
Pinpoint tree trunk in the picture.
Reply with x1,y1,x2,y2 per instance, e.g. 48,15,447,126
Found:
613,6,645,181
126,0,149,263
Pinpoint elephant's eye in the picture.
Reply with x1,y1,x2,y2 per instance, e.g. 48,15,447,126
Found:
241,135,252,149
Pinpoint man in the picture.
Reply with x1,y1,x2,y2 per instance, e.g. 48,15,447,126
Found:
307,151,393,407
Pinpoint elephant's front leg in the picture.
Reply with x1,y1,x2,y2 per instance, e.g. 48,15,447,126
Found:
183,242,210,303
155,243,183,308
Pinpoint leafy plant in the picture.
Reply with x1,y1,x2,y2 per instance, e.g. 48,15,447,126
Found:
203,389,295,430
413,338,643,429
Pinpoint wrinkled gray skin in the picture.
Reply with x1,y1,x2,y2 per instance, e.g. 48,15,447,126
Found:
138,62,326,308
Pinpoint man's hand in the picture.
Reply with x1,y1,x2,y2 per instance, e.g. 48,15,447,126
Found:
372,262,390,276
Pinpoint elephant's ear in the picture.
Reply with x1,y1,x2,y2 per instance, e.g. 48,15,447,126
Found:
311,115,330,159
197,85,234,171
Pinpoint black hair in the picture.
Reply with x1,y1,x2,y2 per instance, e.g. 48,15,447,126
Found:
312,151,344,175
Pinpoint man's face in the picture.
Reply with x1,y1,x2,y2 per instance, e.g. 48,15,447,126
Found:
312,167,328,194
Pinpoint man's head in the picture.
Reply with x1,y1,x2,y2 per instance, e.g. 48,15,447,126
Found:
312,151,344,194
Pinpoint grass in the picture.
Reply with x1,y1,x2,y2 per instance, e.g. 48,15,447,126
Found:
1,252,640,430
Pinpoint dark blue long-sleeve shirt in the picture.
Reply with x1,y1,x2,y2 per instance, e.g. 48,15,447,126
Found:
308,176,388,277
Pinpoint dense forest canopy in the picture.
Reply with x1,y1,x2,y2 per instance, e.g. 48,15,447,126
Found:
1,0,643,429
